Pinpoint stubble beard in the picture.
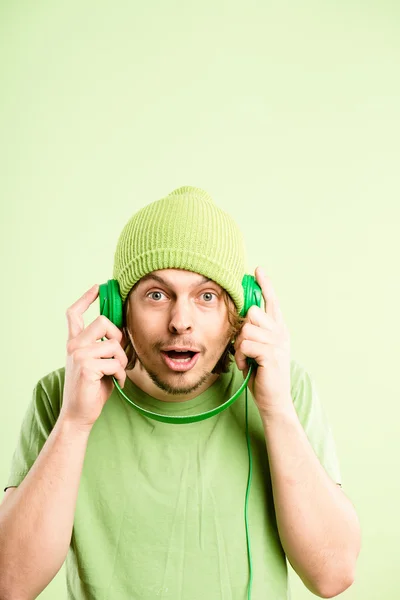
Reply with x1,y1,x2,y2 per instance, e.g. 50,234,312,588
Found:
135,351,218,396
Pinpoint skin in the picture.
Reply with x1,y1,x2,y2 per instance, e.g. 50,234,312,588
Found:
124,268,233,402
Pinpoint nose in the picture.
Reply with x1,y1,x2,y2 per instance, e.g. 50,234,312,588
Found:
168,298,194,334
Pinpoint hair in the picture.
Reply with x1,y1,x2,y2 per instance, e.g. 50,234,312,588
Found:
121,282,245,374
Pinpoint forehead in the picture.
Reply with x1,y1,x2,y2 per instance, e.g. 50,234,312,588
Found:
139,269,219,288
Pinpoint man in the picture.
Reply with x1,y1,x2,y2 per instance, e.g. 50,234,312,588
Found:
0,186,360,599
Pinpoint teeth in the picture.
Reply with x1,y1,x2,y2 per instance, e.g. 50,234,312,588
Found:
170,357,191,362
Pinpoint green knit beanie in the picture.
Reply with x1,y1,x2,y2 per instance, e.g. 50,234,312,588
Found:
112,185,247,313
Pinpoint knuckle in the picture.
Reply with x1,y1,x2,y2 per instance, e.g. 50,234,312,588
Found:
247,305,257,318
242,322,251,336
112,338,121,351
72,348,84,363
117,344,128,366
113,337,125,354
66,339,75,355
81,364,93,380
65,306,76,321
99,314,109,328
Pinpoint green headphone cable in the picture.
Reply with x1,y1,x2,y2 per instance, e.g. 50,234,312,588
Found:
244,385,254,599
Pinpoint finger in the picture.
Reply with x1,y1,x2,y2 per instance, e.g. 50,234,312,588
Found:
246,305,276,331
66,284,99,342
87,339,128,368
235,323,275,351
69,314,124,350
255,267,284,324
89,358,127,389
236,340,269,369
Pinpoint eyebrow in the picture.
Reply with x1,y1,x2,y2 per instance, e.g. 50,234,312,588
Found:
139,273,213,289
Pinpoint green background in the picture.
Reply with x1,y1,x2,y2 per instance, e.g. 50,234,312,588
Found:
1,1,398,598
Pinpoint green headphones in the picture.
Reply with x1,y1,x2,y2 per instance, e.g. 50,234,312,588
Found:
99,274,262,424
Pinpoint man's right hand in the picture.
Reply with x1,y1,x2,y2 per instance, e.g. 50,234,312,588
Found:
60,284,128,431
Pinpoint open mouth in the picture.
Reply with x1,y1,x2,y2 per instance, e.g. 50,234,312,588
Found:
160,350,200,371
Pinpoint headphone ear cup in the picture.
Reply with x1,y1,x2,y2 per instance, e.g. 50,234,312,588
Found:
240,274,262,317
240,274,263,369
99,279,123,329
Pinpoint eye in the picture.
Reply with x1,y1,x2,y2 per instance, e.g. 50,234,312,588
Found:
202,292,217,302
147,291,165,301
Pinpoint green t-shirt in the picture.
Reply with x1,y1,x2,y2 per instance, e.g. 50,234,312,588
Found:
6,358,341,600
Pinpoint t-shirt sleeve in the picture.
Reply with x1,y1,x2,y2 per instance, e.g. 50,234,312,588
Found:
290,359,342,487
4,368,65,492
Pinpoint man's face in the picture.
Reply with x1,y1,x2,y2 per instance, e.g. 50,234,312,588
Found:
125,268,233,396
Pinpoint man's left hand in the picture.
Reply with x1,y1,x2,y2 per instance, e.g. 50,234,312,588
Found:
233,266,292,416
